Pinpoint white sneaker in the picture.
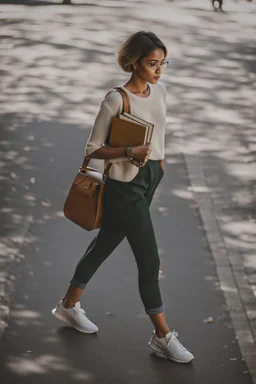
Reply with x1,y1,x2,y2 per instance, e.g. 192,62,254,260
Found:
52,299,99,334
148,330,194,363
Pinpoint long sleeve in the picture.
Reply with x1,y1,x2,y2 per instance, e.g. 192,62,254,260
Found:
85,91,123,156
83,83,166,182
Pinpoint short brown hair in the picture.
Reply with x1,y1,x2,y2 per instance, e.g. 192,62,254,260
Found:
117,31,168,73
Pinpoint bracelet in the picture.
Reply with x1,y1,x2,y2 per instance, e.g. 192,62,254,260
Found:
126,146,133,160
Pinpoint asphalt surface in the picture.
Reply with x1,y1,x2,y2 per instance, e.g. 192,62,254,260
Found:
0,1,255,383
0,123,253,384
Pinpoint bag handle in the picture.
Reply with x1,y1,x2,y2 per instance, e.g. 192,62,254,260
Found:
113,87,131,114
80,157,112,178
104,87,131,114
81,87,131,175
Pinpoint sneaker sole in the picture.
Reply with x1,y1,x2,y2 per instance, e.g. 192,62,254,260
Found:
148,341,194,364
52,308,98,334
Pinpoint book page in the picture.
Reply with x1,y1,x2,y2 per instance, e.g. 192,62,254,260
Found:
122,112,154,130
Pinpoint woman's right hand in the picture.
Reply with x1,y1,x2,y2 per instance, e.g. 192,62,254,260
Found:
131,143,152,165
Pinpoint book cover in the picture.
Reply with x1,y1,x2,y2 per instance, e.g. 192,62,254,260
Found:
122,112,154,143
109,117,149,147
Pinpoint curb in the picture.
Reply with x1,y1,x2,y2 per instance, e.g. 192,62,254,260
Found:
183,149,256,383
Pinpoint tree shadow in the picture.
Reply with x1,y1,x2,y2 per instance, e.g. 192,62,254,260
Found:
0,0,61,5
0,0,112,5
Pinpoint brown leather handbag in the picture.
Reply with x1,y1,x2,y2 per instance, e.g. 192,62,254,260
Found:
63,87,130,231
63,158,112,231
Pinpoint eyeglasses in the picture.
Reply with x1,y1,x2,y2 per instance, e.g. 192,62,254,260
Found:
148,60,169,70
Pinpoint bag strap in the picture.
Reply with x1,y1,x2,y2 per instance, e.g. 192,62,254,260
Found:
113,87,131,114
104,87,131,114
80,87,131,175
80,157,112,178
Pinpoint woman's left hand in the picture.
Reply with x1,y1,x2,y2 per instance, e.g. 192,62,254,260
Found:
159,159,165,171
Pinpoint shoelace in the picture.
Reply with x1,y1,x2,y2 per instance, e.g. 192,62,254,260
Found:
73,307,87,318
166,330,187,351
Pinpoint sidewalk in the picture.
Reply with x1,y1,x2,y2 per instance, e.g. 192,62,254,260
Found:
0,0,255,382
0,119,253,384
0,122,35,338
164,0,256,376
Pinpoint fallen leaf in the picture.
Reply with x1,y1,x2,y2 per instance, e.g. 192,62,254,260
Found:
41,199,52,207
105,312,116,316
158,207,168,212
30,177,35,184
23,146,31,152
26,350,32,353
203,317,214,323
55,211,64,218
230,358,237,361
10,172,18,179
43,261,52,266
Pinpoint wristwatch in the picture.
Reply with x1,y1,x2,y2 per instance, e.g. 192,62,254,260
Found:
126,146,133,160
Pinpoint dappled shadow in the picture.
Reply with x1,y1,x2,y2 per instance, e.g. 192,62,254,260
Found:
157,4,256,299
0,0,154,4
0,115,38,337
0,0,62,5
0,120,247,384
168,12,256,264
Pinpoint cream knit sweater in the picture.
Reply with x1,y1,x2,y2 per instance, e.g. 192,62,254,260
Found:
85,82,167,182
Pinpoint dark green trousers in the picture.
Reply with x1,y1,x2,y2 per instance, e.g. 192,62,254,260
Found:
70,160,164,315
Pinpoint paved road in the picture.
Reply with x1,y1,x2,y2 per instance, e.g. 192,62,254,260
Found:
0,1,255,383
0,120,252,384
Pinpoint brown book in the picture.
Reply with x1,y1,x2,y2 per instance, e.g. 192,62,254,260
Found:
122,112,154,143
109,113,154,147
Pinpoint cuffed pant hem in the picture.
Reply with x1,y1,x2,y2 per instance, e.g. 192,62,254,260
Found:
145,304,164,315
70,277,86,289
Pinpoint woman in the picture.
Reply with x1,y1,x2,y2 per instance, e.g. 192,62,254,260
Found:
52,31,194,364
